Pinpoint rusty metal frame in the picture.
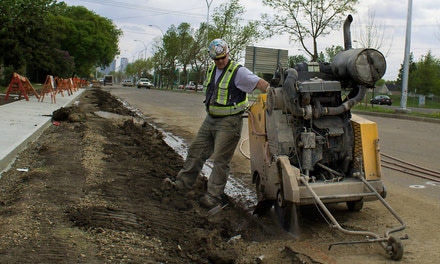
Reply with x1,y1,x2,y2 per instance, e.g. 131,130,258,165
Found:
299,174,407,257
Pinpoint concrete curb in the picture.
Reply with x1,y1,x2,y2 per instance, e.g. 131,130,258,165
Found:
0,89,86,174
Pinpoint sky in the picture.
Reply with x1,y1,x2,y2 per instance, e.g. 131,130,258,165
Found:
62,0,440,81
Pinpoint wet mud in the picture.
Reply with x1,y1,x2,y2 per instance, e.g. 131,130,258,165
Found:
0,89,320,263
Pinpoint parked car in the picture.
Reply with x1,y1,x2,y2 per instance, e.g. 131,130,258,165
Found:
137,78,153,89
186,82,196,90
122,79,134,87
370,95,393,105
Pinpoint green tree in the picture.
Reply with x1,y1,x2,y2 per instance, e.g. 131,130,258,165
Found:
317,51,326,62
307,45,344,63
150,0,267,86
324,45,344,62
49,5,122,77
410,51,440,95
189,23,209,86
49,49,76,78
0,2,122,82
161,25,180,88
0,0,62,83
210,0,267,60
125,59,153,79
288,54,308,67
151,47,166,88
396,53,416,90
176,23,194,86
262,0,358,61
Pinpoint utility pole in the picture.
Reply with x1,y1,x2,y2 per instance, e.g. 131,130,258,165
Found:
398,0,413,113
205,0,213,35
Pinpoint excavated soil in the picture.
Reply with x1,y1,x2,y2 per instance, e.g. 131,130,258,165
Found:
0,89,322,264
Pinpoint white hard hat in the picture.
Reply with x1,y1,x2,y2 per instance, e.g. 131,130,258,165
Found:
208,39,229,59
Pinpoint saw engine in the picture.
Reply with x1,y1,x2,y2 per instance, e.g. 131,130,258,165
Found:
252,46,387,206
247,15,407,260
267,42,386,178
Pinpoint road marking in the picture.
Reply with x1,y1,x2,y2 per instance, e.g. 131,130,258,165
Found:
425,181,440,188
409,185,425,189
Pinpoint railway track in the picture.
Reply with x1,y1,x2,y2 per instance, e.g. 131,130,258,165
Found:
381,153,440,183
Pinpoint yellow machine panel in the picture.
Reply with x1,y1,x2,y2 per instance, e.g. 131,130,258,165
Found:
248,94,267,134
248,95,268,178
351,114,381,180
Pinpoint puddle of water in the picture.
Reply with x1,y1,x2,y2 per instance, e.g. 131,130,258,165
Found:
117,98,258,212
95,111,132,121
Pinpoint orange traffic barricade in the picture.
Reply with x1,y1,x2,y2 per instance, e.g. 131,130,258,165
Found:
4,73,40,101
55,77,72,96
67,78,75,94
55,77,65,97
69,78,78,92
39,75,56,103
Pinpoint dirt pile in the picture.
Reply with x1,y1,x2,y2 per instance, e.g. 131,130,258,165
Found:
0,89,321,264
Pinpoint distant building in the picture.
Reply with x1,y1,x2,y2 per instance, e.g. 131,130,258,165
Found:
100,59,116,74
120,57,128,72
386,83,401,95
375,83,391,95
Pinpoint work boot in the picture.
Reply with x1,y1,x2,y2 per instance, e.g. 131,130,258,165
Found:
161,177,186,191
161,178,176,190
199,193,222,209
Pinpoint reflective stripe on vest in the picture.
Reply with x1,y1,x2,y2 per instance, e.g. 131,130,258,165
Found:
216,61,240,105
208,97,249,116
203,64,215,90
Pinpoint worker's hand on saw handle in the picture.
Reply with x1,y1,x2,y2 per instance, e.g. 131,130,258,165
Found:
255,78,270,93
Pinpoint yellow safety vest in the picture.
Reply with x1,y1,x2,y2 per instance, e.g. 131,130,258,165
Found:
203,60,248,116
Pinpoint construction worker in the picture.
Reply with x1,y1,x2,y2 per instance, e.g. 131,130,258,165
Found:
163,39,269,209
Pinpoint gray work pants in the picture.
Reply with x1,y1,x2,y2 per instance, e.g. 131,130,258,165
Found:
176,114,243,198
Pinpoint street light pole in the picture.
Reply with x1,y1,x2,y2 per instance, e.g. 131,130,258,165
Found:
205,0,213,37
148,24,164,37
204,0,214,80
134,39,147,60
399,0,413,113
148,25,164,89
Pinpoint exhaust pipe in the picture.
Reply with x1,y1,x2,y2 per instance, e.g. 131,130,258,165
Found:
343,15,353,50
323,86,367,116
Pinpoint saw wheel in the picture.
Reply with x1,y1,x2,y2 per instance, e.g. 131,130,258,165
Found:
274,190,299,235
252,175,274,216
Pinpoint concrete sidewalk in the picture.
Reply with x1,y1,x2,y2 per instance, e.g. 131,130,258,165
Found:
0,89,86,173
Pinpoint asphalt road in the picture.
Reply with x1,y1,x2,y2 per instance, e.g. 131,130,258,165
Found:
359,114,440,199
105,85,440,200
